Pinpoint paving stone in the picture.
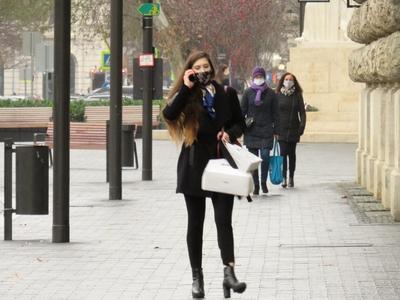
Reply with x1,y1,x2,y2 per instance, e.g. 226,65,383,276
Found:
0,142,399,299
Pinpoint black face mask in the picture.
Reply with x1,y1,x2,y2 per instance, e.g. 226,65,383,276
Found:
195,71,212,86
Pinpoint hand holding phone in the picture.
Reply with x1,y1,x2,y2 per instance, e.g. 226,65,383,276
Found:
183,69,196,88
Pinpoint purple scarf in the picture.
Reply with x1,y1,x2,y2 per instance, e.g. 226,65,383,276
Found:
250,82,268,105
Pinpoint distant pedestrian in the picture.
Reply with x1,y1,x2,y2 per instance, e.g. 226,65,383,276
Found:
240,66,280,195
215,63,230,86
162,51,247,299
275,72,306,188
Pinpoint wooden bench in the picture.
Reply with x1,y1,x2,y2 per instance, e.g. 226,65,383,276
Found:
0,107,53,142
37,121,139,168
42,122,107,149
84,105,161,127
0,107,53,127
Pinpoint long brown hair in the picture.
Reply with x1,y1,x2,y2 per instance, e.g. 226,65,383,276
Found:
164,51,215,146
215,63,228,84
276,72,303,94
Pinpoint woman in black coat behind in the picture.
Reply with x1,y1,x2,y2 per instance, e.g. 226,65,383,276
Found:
162,51,246,299
276,72,306,188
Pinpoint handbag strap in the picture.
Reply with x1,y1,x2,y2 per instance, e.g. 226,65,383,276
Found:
272,137,280,156
218,141,238,169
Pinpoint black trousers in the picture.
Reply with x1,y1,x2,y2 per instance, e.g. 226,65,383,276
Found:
279,141,297,178
184,194,234,268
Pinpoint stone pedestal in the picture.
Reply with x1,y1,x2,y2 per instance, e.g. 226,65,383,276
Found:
390,171,400,221
287,0,362,143
288,45,361,143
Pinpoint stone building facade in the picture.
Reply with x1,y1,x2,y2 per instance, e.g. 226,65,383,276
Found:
3,39,107,98
287,0,363,143
348,0,400,220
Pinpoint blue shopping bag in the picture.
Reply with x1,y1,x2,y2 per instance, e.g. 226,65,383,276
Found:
269,138,283,185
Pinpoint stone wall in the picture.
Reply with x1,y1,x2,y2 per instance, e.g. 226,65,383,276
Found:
349,32,400,83
347,0,400,44
348,0,400,220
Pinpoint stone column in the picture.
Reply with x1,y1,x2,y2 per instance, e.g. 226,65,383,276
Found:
366,87,380,192
381,85,398,208
390,88,400,220
357,87,372,186
373,86,388,199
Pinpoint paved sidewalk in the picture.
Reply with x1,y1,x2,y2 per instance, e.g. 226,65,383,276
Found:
1,141,400,300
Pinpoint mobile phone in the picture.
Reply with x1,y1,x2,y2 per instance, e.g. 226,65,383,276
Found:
188,73,197,82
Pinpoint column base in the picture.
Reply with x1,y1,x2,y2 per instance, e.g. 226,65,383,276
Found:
356,149,363,184
360,152,369,187
373,159,384,200
381,164,394,209
52,225,70,243
390,170,400,221
366,155,376,193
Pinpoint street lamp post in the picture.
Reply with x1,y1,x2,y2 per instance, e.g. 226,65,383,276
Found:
109,0,123,199
142,0,154,181
52,0,71,243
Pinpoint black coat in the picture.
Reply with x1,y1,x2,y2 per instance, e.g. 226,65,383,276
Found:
276,91,306,143
240,87,280,149
163,81,245,197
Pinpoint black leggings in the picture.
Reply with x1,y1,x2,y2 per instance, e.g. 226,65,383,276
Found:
184,194,234,268
279,141,297,178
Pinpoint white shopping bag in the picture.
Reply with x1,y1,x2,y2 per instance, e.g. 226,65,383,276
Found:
201,159,254,197
223,142,262,172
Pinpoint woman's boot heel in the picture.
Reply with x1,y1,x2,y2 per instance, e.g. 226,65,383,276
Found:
223,283,231,298
223,266,246,298
192,268,204,298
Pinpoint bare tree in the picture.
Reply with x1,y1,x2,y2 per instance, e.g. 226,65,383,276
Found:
158,0,296,78
0,0,53,68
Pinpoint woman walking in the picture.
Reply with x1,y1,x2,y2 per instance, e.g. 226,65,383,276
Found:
215,63,230,86
240,66,280,195
162,51,246,299
276,72,306,188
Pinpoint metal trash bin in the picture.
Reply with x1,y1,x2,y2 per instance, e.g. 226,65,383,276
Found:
121,124,134,167
16,145,49,215
106,121,135,167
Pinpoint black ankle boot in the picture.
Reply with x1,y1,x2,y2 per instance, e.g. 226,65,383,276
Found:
222,266,246,298
192,268,204,298
261,182,268,193
282,177,287,188
253,185,259,195
288,177,294,187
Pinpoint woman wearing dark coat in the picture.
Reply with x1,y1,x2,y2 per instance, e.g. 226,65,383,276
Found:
275,72,306,188
240,66,280,195
215,63,230,86
162,51,247,299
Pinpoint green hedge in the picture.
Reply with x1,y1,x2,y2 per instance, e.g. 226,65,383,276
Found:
0,99,53,107
0,98,164,122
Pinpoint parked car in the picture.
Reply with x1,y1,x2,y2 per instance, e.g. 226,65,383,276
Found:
84,86,133,101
